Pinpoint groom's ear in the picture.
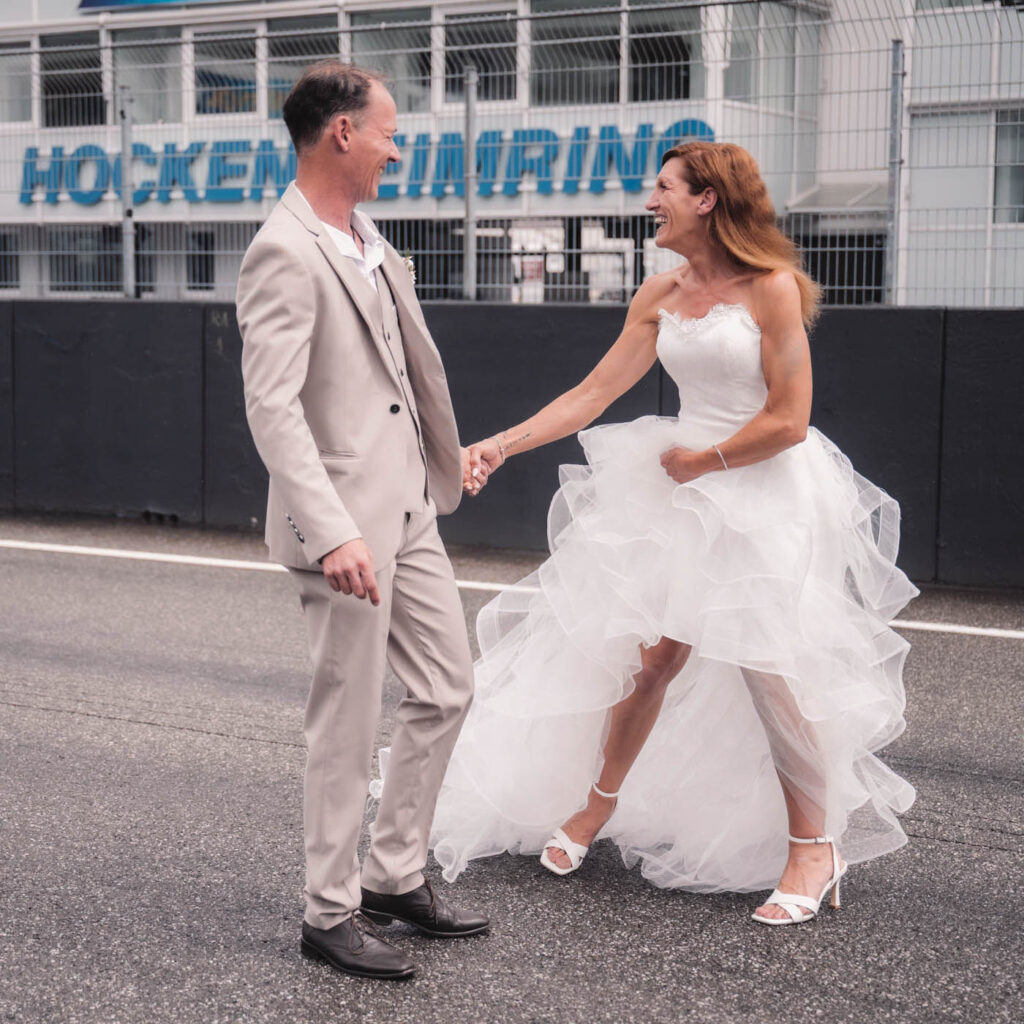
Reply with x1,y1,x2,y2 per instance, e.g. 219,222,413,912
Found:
330,114,355,153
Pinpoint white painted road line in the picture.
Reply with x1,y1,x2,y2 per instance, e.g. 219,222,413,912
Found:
0,539,287,573
885,619,1024,641
2,537,1022,640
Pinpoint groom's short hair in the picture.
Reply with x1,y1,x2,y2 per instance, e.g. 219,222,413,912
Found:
283,61,385,153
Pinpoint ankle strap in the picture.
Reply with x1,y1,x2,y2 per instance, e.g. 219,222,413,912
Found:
592,783,620,799
788,834,834,845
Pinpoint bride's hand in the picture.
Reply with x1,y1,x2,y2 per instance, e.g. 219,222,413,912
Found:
660,446,709,484
470,437,505,477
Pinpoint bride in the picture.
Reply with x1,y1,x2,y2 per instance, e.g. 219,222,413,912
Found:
438,141,917,925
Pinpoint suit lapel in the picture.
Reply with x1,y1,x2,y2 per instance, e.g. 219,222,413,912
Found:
281,184,402,391
379,248,443,371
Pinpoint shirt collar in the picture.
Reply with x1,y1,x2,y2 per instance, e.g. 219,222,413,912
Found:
293,185,384,258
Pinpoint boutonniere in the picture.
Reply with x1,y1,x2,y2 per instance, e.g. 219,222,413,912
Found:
402,251,417,286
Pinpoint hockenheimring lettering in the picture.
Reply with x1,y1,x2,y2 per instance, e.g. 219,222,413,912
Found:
19,120,713,206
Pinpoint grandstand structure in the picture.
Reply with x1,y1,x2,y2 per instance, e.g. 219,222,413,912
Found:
0,0,1021,305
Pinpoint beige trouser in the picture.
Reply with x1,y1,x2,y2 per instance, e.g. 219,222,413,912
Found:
289,506,474,930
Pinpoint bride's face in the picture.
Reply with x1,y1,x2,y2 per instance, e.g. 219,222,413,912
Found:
645,158,715,253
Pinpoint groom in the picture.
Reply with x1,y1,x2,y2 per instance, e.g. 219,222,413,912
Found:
236,61,488,981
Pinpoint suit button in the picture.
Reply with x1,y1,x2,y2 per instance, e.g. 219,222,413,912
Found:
390,403,400,414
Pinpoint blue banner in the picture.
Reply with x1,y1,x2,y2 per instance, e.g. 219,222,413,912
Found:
79,1,232,10
17,119,715,207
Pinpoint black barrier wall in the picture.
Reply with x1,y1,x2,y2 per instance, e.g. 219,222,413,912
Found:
12,301,205,522
1,300,1021,586
939,311,1024,586
203,305,269,529
0,303,12,511
806,308,944,582
428,303,660,551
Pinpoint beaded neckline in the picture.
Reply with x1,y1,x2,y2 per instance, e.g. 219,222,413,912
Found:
657,302,761,336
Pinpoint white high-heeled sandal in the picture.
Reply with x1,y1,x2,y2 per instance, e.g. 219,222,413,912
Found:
751,833,847,925
539,783,619,876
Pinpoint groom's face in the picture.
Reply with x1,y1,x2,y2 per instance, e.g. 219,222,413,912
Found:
342,82,400,204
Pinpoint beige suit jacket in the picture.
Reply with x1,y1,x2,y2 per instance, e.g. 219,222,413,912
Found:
236,183,463,570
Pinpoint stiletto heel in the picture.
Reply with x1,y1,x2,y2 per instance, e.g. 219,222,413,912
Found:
751,833,847,925
539,783,619,876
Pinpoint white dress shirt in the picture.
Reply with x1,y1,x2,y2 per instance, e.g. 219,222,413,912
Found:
294,186,385,294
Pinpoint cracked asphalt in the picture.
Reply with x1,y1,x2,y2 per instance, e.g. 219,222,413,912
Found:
0,514,1021,1024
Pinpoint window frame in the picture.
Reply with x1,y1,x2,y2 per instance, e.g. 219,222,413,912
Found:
38,30,107,131
993,106,1024,227
0,39,35,128
441,4,521,111
186,22,264,122
348,5,435,116
185,226,216,293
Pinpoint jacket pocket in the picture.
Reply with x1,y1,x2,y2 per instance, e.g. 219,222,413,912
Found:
318,448,359,461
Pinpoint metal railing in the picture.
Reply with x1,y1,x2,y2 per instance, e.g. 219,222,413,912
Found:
0,1,1021,306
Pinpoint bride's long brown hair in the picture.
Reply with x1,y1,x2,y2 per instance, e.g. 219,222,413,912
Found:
662,141,822,327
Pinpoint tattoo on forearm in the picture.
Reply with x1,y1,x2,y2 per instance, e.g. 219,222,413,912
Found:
503,431,532,454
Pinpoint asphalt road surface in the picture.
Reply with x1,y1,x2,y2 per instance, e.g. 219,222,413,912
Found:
0,514,1021,1024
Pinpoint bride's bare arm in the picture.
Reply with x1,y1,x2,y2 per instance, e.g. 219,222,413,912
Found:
661,270,812,484
471,276,669,473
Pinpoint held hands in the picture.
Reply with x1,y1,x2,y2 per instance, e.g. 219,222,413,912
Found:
322,538,380,605
660,446,715,485
462,438,504,496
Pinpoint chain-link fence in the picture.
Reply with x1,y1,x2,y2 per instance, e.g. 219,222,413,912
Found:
1,1,1021,305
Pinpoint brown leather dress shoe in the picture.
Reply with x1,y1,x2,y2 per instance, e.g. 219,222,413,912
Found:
300,911,416,980
360,878,490,938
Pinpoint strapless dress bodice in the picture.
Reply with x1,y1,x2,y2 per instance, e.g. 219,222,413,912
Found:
656,303,766,448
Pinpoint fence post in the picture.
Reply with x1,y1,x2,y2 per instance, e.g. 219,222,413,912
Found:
463,64,478,301
885,39,905,305
119,85,136,299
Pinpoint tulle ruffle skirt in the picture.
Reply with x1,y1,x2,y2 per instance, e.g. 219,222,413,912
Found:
426,417,918,892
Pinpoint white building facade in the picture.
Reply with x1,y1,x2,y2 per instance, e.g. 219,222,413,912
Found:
0,0,1021,305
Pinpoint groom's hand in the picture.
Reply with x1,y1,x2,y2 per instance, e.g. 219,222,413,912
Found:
461,445,489,496
322,539,380,605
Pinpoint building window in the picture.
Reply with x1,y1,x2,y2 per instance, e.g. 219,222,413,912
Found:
722,2,797,110
531,0,620,107
0,233,19,290
445,10,517,103
41,33,106,128
761,3,796,113
995,109,1024,224
113,27,182,125
723,4,759,104
0,42,32,123
195,27,257,116
48,226,121,293
187,230,215,291
628,2,703,103
788,227,886,306
134,224,155,295
350,8,431,114
268,16,339,119
915,0,987,9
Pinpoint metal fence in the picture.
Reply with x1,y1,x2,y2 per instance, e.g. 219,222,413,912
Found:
1,0,1022,306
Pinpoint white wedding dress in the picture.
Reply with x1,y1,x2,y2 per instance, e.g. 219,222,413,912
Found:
423,302,918,893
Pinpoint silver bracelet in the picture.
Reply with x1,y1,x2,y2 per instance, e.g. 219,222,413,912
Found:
712,444,729,471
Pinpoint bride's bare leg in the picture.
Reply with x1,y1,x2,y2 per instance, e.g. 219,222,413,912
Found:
741,669,844,920
545,637,692,870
